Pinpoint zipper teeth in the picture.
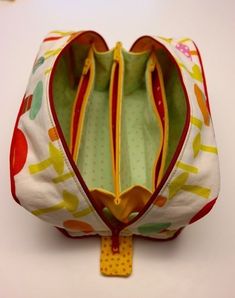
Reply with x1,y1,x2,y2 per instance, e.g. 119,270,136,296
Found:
112,43,123,206
111,65,119,168
111,232,120,253
70,72,90,158
114,62,121,204
70,47,94,160
151,66,167,187
149,64,164,189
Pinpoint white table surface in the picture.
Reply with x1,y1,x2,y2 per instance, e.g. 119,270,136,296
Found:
0,1,235,297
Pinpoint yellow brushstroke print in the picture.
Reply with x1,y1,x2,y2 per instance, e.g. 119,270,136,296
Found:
168,172,211,200
29,142,64,175
32,191,78,216
190,116,203,130
50,30,74,36
193,133,218,158
73,207,93,218
44,48,62,59
178,38,190,43
181,185,211,199
169,172,189,199
178,61,203,82
158,36,173,43
52,172,75,183
45,67,52,75
176,161,199,174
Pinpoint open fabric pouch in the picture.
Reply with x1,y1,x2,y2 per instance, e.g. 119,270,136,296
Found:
10,31,220,277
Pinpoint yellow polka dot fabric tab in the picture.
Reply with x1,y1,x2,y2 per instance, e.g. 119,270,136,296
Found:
100,236,133,277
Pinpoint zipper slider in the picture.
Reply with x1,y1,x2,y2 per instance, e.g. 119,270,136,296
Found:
82,46,94,75
113,41,122,63
82,57,91,75
114,196,121,205
149,52,157,72
112,229,120,253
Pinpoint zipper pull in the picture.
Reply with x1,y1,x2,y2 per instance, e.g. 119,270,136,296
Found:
114,196,121,205
149,52,157,72
113,41,122,63
112,41,123,209
82,46,94,75
100,235,133,276
82,57,91,75
112,229,120,253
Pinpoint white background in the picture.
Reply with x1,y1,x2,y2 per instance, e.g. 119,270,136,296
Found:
0,1,235,297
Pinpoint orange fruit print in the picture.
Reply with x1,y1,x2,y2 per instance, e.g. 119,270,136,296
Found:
63,220,94,233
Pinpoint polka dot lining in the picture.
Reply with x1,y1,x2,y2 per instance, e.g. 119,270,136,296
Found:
100,236,133,277
120,88,161,192
77,89,114,193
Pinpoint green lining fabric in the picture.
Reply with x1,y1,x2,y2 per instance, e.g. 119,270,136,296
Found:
52,44,187,208
52,56,76,145
157,50,187,172
53,44,90,145
120,49,161,192
77,49,114,193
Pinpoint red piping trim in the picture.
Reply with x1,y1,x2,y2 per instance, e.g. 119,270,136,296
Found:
43,36,63,42
154,150,163,187
152,67,165,186
56,226,184,241
112,65,119,166
48,32,191,235
71,71,90,157
137,227,184,241
152,68,165,122
189,198,217,224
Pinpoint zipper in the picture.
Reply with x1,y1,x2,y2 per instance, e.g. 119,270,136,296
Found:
111,41,123,206
110,42,123,252
111,229,120,253
70,49,93,161
149,52,169,186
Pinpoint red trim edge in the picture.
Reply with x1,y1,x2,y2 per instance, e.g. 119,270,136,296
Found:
43,36,63,42
189,198,217,224
56,226,184,241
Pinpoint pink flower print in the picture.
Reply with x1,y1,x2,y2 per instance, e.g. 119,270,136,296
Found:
176,43,192,61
